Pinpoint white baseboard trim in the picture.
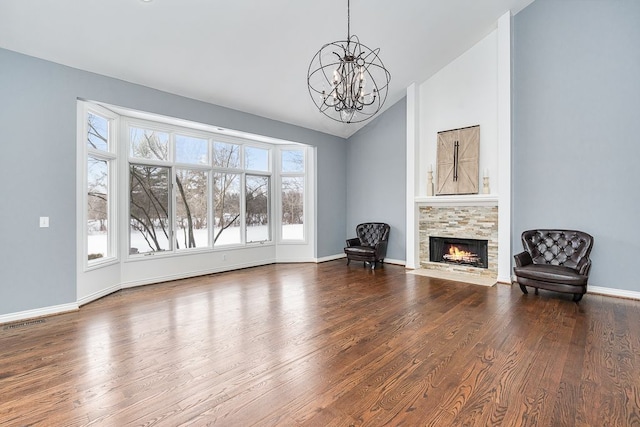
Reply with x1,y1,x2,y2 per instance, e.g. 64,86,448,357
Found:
276,258,317,263
497,275,512,284
315,253,346,263
384,258,406,266
511,278,640,301
77,259,278,308
120,259,277,290
588,285,640,300
77,283,121,307
0,302,79,325
315,253,405,266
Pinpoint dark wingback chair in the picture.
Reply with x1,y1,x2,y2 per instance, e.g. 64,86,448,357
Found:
344,223,390,269
513,229,594,302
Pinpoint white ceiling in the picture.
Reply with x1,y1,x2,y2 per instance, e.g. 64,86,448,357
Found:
0,0,534,138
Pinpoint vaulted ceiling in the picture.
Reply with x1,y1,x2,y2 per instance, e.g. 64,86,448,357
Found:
0,0,534,138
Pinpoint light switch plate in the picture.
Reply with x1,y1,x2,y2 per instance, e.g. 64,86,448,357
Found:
39,216,49,228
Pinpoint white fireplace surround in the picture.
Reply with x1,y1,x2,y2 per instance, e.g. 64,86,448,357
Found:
405,12,512,284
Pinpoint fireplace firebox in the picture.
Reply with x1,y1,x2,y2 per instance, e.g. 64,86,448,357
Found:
429,236,488,269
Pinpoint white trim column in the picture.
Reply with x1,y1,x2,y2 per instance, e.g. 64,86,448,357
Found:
405,83,420,269
497,11,512,283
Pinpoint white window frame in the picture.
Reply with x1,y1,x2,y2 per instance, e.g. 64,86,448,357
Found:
79,101,312,268
277,146,308,244
245,173,272,244
127,161,174,256
79,102,119,270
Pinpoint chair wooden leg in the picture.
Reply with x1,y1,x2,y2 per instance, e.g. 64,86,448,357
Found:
347,258,350,265
534,288,539,295
371,261,376,270
573,293,583,302
519,284,528,295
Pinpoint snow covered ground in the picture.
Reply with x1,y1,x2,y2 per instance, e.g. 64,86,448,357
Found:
88,224,303,256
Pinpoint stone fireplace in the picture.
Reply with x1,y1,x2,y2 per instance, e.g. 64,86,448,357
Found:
418,200,498,279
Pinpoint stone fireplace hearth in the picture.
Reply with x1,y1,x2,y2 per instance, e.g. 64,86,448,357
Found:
419,201,498,279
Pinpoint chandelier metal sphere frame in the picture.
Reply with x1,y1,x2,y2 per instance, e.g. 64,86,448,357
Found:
307,0,391,124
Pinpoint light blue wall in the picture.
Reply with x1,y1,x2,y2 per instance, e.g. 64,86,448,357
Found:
5,0,637,317
513,0,640,291
346,98,407,262
0,48,347,315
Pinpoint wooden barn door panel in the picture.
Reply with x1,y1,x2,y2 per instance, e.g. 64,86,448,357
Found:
436,125,479,195
456,126,479,194
436,131,457,195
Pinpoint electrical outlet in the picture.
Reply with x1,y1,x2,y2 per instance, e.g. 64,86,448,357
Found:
39,217,49,228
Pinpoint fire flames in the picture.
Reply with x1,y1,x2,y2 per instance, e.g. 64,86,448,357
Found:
443,245,479,263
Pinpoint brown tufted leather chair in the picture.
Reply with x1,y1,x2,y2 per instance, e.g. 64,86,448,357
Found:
513,229,594,302
344,223,390,269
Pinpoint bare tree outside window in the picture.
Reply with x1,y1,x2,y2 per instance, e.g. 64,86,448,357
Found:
87,112,111,261
212,142,242,245
87,157,108,260
281,149,305,240
246,175,270,242
128,128,171,254
281,181,303,225
129,165,171,254
176,169,208,249
213,141,240,168
130,128,169,161
87,113,108,151
173,135,209,249
213,173,241,245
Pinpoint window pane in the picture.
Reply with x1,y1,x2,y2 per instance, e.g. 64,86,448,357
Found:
176,169,209,249
245,146,269,171
282,149,304,173
88,157,108,260
175,134,208,165
281,176,304,240
246,175,270,242
129,165,171,254
87,112,109,151
130,127,169,161
213,141,240,169
213,173,241,245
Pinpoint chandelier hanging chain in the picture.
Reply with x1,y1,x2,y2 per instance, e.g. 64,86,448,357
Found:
347,0,350,40
307,0,391,124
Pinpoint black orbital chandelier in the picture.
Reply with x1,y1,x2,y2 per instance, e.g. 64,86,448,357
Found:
307,0,391,124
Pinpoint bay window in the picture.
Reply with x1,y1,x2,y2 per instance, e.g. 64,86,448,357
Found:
81,100,310,267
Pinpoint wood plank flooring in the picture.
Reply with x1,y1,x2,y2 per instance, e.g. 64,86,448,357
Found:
1,260,640,426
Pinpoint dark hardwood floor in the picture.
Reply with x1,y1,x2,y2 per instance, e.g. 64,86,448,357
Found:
1,260,639,426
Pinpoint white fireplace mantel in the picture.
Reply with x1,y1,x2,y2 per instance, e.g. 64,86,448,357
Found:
415,195,498,207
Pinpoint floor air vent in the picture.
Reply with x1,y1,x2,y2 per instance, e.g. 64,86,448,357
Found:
3,319,46,330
